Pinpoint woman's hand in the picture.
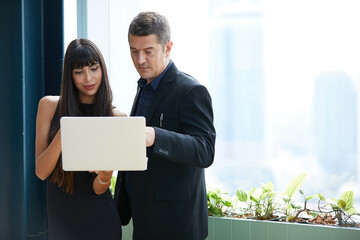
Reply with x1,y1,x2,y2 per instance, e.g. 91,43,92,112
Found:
91,171,114,195
96,171,113,184
112,108,127,117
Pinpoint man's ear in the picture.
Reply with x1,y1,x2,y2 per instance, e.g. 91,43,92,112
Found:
165,41,173,58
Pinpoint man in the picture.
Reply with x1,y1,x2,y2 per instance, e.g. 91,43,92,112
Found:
115,11,216,240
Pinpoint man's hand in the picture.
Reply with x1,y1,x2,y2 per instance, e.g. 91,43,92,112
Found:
146,127,155,147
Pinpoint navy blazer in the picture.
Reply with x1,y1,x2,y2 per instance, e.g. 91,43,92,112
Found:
115,63,216,240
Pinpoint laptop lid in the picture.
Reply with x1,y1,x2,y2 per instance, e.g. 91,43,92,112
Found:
60,116,147,171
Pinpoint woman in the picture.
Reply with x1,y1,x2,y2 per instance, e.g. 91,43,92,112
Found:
35,38,126,239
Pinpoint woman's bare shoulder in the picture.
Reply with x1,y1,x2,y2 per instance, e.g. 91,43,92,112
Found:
112,108,127,117
39,95,60,105
37,96,60,117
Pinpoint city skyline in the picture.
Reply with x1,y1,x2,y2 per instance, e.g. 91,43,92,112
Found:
205,0,360,208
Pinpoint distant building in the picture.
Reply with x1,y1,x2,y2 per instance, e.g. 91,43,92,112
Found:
313,71,357,176
208,0,268,192
209,0,265,143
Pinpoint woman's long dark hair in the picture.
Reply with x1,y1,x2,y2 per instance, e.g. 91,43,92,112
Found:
48,38,113,194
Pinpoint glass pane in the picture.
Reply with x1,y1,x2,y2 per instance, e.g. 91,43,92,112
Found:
63,0,77,50
75,0,360,210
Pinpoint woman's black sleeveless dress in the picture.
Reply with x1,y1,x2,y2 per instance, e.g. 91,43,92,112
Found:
46,103,121,240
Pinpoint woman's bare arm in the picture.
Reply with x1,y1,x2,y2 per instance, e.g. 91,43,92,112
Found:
35,96,62,180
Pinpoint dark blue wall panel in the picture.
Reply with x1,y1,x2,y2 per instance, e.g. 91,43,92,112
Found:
0,0,63,239
0,0,25,239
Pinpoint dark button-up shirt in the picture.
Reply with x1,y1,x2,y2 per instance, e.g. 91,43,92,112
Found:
135,60,173,117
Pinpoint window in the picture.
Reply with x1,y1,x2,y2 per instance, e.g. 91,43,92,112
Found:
65,0,360,208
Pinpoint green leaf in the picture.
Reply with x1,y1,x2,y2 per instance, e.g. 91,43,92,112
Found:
285,173,308,198
236,189,248,202
291,203,301,209
347,207,356,215
252,188,262,200
306,194,318,201
338,200,346,209
248,187,256,195
110,176,117,197
223,200,232,207
209,196,217,207
330,203,340,211
263,182,274,192
259,193,267,201
287,215,295,221
268,192,277,199
318,193,326,202
340,191,354,211
213,192,222,200
250,196,259,204
299,190,306,198
309,212,319,218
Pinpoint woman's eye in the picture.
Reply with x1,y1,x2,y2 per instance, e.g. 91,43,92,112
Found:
91,67,98,71
74,70,82,74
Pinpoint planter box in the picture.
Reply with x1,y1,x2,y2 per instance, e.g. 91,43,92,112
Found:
206,216,360,240
122,216,360,239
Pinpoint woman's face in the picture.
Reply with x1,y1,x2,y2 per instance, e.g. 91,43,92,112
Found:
72,62,102,104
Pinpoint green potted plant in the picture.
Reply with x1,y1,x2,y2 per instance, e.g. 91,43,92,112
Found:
207,188,233,217
280,173,319,222
245,181,279,220
318,191,360,227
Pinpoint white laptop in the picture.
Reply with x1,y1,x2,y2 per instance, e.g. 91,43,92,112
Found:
60,116,147,171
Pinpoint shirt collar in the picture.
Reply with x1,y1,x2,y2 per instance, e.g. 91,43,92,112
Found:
137,60,173,91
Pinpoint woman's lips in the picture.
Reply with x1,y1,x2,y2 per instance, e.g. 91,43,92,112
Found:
84,84,95,90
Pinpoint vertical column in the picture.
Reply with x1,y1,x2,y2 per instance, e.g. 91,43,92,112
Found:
77,0,87,38
43,0,64,96
23,0,46,238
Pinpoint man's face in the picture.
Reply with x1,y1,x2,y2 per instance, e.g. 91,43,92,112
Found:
129,34,172,84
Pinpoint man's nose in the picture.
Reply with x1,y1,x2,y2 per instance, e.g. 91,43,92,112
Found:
138,52,146,65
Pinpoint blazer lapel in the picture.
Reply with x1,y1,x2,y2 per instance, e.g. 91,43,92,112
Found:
130,86,141,116
145,80,170,125
130,63,177,123
145,64,177,125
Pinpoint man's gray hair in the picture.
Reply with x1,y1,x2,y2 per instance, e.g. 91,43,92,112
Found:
128,11,171,48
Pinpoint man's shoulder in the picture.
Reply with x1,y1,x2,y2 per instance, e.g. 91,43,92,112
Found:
165,62,203,89
174,70,201,87
166,63,197,82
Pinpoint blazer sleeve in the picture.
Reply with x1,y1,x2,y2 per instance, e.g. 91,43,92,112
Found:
151,84,216,168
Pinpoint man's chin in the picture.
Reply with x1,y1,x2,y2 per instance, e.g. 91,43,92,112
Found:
139,73,151,80
138,71,147,78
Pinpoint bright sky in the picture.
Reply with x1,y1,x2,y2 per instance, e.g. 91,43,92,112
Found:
264,0,360,116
